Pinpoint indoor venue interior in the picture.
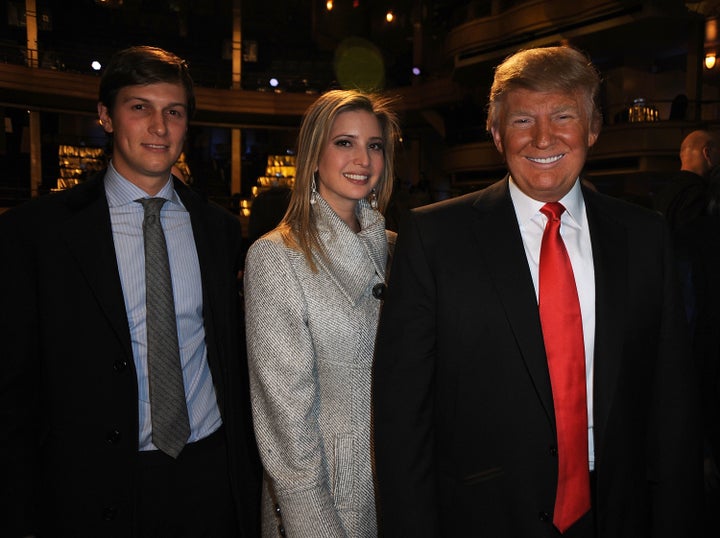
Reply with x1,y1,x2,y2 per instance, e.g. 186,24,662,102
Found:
2,0,720,224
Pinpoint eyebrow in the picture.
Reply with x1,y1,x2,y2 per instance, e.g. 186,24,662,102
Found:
121,95,187,109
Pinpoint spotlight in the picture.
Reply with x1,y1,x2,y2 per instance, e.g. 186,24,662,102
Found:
91,60,102,71
269,78,279,87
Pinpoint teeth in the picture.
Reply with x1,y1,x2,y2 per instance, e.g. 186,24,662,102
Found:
528,154,563,164
344,173,369,180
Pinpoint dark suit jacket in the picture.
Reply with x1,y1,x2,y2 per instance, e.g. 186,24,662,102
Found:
0,173,261,537
372,178,702,537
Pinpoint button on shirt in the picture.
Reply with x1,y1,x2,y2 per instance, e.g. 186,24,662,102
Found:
509,177,596,470
104,163,222,451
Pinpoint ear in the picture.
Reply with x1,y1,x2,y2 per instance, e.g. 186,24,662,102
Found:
491,127,504,154
702,144,713,165
97,103,113,133
587,129,599,148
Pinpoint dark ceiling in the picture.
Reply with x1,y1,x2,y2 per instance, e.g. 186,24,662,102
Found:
0,0,472,92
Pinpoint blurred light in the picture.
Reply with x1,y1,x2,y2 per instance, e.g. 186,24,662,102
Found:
326,0,333,10
706,53,716,69
412,66,421,76
353,0,359,7
91,60,102,71
269,78,279,87
707,18,718,42
386,11,394,23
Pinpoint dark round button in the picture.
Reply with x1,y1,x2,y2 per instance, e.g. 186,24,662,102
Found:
106,430,121,444
102,506,117,521
549,446,558,457
113,360,129,372
372,282,386,299
278,524,286,536
538,511,551,522
274,503,281,514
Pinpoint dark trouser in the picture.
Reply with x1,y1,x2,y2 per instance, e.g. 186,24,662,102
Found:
135,426,238,538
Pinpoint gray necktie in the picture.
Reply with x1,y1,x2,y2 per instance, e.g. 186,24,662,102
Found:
138,197,190,458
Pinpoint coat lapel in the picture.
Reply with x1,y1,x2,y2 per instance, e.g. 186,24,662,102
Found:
312,197,387,305
61,175,133,359
471,179,556,428
583,188,627,458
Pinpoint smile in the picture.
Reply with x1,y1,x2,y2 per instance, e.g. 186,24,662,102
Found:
344,173,370,182
527,154,564,164
143,143,169,150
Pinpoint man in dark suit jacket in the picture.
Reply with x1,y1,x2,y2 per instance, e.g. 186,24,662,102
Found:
0,46,260,537
373,46,702,537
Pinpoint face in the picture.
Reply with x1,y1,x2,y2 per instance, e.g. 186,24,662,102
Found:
491,88,599,202
98,82,188,195
316,109,384,216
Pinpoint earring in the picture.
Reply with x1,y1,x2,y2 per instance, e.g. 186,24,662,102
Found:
311,172,318,205
369,188,378,210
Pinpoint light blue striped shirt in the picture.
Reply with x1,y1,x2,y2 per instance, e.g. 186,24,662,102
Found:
104,163,221,451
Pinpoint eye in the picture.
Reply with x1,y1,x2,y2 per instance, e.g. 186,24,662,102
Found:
166,109,184,118
131,103,146,111
334,139,352,147
369,142,384,151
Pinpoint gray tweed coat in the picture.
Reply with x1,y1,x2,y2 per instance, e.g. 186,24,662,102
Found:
244,196,393,537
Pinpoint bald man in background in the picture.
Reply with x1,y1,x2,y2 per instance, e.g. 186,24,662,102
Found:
655,129,720,231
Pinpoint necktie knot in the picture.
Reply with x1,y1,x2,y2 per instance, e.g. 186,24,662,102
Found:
138,197,167,222
541,202,566,222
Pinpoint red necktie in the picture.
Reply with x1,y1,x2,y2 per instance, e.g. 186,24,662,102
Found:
538,202,590,533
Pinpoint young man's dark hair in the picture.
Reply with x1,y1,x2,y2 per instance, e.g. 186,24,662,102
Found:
99,45,196,118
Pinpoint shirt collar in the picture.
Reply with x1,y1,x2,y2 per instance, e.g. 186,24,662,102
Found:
508,176,585,228
104,161,181,209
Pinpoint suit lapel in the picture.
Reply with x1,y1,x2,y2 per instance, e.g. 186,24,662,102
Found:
584,189,627,456
471,179,556,428
61,175,133,359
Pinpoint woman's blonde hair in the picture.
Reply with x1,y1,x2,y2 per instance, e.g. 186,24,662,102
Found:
277,89,400,270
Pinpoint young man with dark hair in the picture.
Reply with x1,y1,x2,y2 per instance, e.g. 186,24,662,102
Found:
0,46,260,537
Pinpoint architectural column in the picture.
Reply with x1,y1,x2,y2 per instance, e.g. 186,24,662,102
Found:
230,0,243,197
26,0,42,196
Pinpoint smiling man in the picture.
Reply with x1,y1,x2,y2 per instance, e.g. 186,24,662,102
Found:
0,46,260,537
373,46,702,537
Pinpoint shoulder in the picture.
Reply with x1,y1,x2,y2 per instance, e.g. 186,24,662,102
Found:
585,187,663,223
584,188,670,245
245,230,299,269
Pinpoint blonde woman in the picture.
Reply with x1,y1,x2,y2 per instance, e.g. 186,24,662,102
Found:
244,89,400,537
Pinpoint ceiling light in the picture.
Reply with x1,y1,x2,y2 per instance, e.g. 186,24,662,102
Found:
706,53,716,69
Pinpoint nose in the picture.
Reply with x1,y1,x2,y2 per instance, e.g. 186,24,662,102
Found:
148,111,167,136
353,146,370,166
533,118,554,148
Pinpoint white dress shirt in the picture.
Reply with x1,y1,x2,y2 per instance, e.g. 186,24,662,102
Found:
509,177,596,470
105,162,222,451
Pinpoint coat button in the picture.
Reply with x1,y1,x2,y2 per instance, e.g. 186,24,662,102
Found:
102,506,117,520
113,360,129,372
106,430,121,444
372,282,386,299
274,503,281,515
538,511,551,522
278,524,286,536
549,446,558,457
